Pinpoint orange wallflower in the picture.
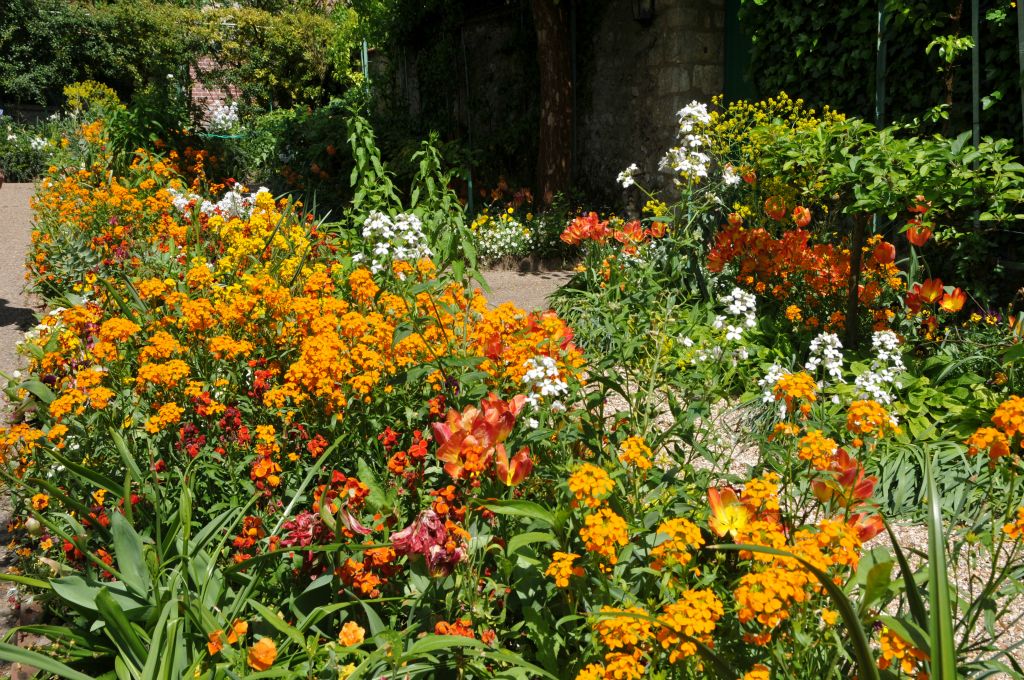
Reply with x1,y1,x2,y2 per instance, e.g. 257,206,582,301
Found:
247,638,277,671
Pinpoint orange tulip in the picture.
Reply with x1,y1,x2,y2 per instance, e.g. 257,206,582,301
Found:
918,278,944,305
906,220,933,246
741,168,757,184
908,194,930,214
849,512,885,542
939,287,966,313
648,220,666,238
726,212,743,228
791,205,811,228
496,446,533,486
873,241,895,264
708,487,751,537
764,196,787,221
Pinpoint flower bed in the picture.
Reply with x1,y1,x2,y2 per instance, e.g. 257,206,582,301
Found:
1,102,1024,679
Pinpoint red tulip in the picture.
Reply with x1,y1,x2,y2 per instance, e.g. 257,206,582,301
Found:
873,241,896,264
764,196,787,221
906,220,933,247
741,169,757,184
791,205,811,228
727,212,743,228
849,512,885,542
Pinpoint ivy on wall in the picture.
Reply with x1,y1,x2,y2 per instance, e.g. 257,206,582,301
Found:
738,0,1022,144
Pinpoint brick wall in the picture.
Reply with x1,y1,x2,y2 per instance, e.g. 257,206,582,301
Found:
190,56,240,120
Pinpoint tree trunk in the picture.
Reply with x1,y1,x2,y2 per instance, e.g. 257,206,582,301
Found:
845,214,869,349
531,0,573,208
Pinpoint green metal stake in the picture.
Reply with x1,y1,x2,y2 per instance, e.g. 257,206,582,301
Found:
361,39,370,95
1018,0,1024,146
875,0,887,127
971,0,980,150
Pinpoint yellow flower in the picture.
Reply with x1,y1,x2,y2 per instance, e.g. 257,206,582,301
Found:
579,508,629,564
338,621,365,647
618,436,652,470
568,463,615,508
545,551,584,587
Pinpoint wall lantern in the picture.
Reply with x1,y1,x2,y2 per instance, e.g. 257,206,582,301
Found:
632,0,656,26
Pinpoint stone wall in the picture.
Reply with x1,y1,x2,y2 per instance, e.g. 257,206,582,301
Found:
575,0,725,204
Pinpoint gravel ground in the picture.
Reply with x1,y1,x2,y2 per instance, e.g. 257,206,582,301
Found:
479,269,574,311
0,182,43,678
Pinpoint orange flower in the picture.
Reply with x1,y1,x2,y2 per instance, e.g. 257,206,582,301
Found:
764,196,787,221
338,620,365,646
906,221,933,246
873,241,895,264
791,205,811,228
939,287,966,313
30,493,49,511
495,446,533,486
247,638,277,671
917,278,943,305
708,487,750,537
207,630,224,655
226,619,248,644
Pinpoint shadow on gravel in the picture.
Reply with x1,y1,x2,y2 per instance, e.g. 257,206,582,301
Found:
0,299,35,332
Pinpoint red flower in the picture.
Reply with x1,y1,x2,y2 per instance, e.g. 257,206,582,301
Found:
906,220,933,247
873,241,895,265
764,196,787,221
791,205,811,228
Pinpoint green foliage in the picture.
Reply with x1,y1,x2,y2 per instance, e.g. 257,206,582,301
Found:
737,0,1023,144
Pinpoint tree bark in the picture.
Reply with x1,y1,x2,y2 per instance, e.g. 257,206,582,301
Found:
531,0,573,208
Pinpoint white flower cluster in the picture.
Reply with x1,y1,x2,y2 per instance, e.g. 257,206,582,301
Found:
521,355,568,423
354,211,433,275
168,186,270,220
617,163,639,189
659,101,711,180
207,102,240,133
854,330,905,405
758,363,789,409
474,215,532,264
692,287,757,364
29,137,47,150
713,287,757,340
722,165,741,186
806,332,845,383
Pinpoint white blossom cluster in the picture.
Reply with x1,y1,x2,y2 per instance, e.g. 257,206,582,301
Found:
854,330,905,405
758,363,789,414
207,102,240,133
722,165,741,186
806,332,845,383
691,287,757,365
29,137,47,150
168,186,270,220
659,101,711,180
474,216,532,263
353,211,433,275
713,287,757,341
521,355,568,424
616,163,639,189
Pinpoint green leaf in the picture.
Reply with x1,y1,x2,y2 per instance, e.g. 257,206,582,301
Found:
21,379,56,404
925,455,957,677
249,600,305,648
110,512,151,598
506,531,556,556
0,641,96,680
95,588,148,671
478,500,555,527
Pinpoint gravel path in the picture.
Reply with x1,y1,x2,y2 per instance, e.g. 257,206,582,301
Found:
479,269,574,311
0,182,42,679
0,183,38,384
